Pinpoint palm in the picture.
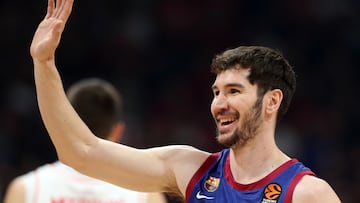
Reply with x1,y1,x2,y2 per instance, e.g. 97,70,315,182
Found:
30,0,73,62
31,19,63,61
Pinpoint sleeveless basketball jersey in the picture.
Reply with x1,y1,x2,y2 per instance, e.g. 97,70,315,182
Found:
22,161,147,203
186,149,315,203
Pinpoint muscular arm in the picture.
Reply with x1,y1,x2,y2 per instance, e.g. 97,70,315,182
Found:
293,175,341,203
31,0,209,197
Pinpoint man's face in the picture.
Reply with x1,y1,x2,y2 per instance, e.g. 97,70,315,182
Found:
210,66,263,148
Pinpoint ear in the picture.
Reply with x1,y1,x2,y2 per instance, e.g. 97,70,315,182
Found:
264,89,283,116
107,122,125,143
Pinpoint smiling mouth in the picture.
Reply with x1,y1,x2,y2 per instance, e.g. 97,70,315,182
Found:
219,118,237,126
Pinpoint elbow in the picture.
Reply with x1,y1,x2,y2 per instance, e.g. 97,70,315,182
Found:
56,143,93,172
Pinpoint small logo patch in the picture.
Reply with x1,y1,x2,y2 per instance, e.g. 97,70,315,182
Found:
196,191,215,200
261,183,282,203
204,176,220,192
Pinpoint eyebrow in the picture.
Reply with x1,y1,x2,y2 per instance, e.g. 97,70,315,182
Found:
211,83,245,90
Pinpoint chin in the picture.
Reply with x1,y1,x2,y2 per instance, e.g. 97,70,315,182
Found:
216,131,238,148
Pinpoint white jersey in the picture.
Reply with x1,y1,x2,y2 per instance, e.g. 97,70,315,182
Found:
22,161,147,203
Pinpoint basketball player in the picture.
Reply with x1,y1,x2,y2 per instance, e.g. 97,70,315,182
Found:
29,0,341,202
3,78,166,203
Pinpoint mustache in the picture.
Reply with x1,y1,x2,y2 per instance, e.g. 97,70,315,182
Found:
214,111,240,120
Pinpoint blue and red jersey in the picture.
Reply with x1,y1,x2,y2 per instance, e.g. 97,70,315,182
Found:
186,149,315,203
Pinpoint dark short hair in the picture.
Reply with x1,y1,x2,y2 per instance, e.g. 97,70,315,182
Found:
66,78,123,139
210,46,296,121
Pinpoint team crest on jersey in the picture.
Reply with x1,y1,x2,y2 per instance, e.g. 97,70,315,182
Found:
261,183,282,203
204,176,220,192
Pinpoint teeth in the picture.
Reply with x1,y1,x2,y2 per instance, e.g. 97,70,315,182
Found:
220,118,235,124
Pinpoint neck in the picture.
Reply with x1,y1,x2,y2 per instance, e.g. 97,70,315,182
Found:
229,128,290,184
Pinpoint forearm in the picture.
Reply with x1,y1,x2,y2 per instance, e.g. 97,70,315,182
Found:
33,59,98,166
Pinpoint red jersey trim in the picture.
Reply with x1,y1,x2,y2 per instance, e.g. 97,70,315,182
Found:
185,152,220,202
283,170,316,203
224,156,299,191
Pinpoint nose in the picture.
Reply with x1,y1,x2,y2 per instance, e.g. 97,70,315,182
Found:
211,94,228,112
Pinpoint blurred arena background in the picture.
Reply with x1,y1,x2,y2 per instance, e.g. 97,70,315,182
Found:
0,0,359,202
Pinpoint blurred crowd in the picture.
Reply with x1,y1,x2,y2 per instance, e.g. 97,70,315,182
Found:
0,0,359,202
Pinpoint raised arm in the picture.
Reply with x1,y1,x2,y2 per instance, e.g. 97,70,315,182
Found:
30,0,209,197
31,0,82,169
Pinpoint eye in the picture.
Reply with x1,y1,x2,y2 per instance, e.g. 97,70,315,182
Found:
213,90,220,96
229,88,241,95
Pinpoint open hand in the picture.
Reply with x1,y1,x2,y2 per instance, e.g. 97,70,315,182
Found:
30,0,74,62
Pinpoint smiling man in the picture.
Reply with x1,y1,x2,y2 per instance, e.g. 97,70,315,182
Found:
29,0,341,202
211,67,264,148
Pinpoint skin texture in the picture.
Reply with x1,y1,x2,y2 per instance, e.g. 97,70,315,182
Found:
29,0,342,202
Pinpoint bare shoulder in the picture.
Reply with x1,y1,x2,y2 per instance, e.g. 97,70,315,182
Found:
146,145,211,196
3,176,26,203
293,175,341,203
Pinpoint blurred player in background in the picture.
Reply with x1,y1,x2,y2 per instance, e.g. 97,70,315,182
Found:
3,78,167,203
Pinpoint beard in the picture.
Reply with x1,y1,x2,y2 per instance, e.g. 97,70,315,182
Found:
216,98,263,148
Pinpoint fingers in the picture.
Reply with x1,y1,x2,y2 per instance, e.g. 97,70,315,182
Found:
53,0,63,18
45,0,73,22
59,0,74,22
45,0,55,19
